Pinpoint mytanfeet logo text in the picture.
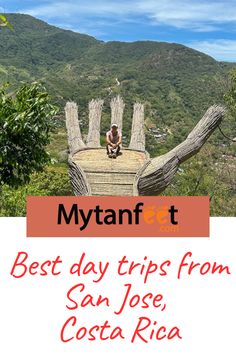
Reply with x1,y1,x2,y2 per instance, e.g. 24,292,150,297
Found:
27,196,209,237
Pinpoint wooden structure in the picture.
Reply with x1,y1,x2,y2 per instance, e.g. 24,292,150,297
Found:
65,98,225,196
110,95,125,132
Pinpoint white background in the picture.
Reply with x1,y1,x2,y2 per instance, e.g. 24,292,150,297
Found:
0,217,235,354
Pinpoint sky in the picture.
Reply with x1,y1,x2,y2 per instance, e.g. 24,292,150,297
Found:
1,0,236,62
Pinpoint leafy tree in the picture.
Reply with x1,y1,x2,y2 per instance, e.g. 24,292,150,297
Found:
223,68,236,152
224,68,236,115
0,14,12,30
162,145,236,216
0,166,72,216
0,82,58,187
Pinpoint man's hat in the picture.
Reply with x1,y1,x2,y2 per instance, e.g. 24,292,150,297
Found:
111,123,118,128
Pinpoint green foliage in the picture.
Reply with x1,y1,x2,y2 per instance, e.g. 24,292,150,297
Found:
221,68,236,154
46,128,68,162
0,14,12,30
163,145,236,216
0,165,73,216
224,68,236,114
0,82,58,187
0,14,98,70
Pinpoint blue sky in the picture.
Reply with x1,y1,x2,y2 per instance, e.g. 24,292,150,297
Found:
1,0,236,62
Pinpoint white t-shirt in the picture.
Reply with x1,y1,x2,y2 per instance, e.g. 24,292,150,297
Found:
106,130,122,144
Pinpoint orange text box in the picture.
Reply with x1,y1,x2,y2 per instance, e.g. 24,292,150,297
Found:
27,196,209,237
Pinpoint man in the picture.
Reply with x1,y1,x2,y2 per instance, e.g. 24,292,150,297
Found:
106,123,122,158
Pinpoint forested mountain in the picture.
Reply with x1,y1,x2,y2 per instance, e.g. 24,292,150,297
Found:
0,14,235,216
0,14,234,130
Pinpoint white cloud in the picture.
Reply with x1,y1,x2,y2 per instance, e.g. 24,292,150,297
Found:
21,1,140,37
56,22,107,37
23,1,135,18
137,0,236,31
188,39,236,62
21,0,236,32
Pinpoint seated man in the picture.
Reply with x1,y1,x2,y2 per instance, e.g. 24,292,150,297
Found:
106,123,122,158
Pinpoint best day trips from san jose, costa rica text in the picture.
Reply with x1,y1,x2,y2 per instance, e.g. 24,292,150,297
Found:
9,251,231,344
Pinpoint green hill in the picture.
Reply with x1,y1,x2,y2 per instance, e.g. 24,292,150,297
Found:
0,14,234,115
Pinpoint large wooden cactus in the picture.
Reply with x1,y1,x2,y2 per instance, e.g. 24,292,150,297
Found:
65,97,225,196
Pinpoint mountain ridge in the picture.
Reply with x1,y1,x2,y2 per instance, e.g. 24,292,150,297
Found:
0,13,235,151
2,13,234,64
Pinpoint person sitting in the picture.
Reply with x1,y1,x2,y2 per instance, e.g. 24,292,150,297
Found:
106,123,122,158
